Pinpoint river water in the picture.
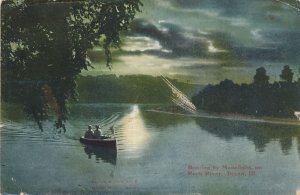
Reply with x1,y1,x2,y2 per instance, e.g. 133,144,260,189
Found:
1,104,300,194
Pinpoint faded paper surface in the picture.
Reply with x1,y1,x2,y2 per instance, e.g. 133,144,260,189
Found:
1,0,300,194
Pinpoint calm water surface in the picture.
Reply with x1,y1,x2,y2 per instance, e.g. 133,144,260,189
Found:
1,104,300,194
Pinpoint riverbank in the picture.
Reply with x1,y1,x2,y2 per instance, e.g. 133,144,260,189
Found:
147,107,300,126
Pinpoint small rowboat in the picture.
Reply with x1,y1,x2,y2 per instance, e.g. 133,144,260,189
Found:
80,136,117,149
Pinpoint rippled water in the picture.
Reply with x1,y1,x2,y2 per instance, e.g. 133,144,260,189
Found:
1,104,300,194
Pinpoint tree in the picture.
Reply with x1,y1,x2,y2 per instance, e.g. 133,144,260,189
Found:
253,67,269,87
1,0,142,131
280,65,294,83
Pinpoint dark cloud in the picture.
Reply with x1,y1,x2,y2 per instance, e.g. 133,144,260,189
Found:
163,0,300,24
261,30,300,63
130,19,208,57
128,18,299,65
86,0,300,83
217,30,300,65
124,0,300,69
231,47,282,61
171,0,249,16
206,29,300,64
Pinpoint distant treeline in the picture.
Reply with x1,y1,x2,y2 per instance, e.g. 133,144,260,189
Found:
192,66,300,118
76,74,198,103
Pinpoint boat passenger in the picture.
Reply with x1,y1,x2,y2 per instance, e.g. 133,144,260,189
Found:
94,125,102,139
84,125,94,139
295,111,300,120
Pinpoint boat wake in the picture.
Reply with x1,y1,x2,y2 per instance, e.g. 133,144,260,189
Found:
98,113,120,129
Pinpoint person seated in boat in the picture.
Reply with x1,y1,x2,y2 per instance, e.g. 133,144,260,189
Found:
84,125,94,139
93,125,102,139
295,111,300,120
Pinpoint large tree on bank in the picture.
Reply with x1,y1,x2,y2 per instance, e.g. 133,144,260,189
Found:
1,0,142,131
253,67,269,88
280,65,294,83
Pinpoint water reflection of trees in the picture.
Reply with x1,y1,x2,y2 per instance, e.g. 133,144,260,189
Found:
69,104,127,118
83,145,117,165
195,118,300,155
1,103,26,121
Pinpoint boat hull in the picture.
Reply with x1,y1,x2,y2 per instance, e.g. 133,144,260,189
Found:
80,136,117,149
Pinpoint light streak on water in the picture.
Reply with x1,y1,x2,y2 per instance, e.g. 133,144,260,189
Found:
115,105,152,158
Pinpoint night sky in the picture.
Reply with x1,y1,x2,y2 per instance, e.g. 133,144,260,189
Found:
83,0,300,84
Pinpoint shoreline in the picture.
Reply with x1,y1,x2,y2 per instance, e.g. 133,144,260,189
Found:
146,109,300,126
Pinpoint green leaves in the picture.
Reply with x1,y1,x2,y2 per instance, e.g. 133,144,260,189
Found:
1,0,142,130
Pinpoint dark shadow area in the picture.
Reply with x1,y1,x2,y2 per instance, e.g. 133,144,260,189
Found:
76,75,196,104
141,111,192,129
196,117,300,155
192,66,300,119
83,145,117,165
1,0,142,131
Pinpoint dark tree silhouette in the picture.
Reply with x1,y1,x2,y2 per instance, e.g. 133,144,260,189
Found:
280,65,294,83
1,0,142,131
192,66,300,118
253,67,269,87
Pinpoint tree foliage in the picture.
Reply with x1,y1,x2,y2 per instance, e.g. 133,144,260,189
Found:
253,67,269,87
280,65,294,83
192,66,300,118
1,0,142,131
